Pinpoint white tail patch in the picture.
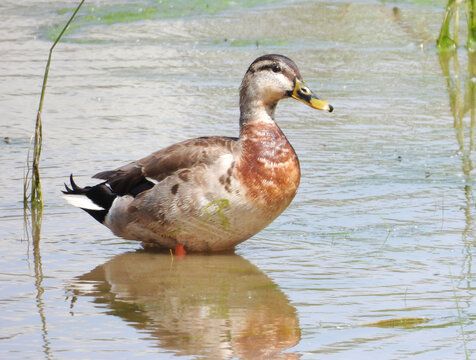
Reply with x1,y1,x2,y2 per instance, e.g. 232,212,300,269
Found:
146,177,159,185
62,194,105,211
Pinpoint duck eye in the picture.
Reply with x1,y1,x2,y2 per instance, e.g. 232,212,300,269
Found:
272,65,281,73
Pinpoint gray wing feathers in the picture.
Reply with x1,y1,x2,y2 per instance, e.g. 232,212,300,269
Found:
92,137,239,196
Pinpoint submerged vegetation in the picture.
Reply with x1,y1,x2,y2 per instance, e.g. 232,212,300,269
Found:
44,0,282,41
361,317,430,328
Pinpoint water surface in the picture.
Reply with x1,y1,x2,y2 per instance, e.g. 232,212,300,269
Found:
1,0,475,359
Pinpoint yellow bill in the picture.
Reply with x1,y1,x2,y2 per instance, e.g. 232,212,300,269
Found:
291,79,333,112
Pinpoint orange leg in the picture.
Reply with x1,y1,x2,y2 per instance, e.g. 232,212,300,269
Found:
174,244,187,256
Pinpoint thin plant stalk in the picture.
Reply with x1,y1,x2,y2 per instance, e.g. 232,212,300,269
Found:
22,4,85,356
25,0,85,210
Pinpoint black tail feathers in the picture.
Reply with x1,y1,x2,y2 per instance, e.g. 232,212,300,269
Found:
63,174,117,223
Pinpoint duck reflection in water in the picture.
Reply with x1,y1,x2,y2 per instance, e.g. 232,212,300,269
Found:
69,252,301,359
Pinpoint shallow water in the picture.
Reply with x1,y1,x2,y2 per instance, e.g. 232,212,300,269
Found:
1,0,475,359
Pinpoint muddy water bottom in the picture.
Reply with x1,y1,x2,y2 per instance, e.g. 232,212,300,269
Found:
0,0,475,359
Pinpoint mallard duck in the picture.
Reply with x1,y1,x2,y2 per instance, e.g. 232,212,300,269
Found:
63,54,333,253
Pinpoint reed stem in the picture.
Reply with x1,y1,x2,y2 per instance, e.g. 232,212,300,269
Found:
25,0,85,210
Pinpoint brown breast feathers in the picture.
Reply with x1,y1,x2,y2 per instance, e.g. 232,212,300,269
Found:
236,122,301,211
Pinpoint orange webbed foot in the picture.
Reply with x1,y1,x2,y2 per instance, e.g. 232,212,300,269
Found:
174,244,187,257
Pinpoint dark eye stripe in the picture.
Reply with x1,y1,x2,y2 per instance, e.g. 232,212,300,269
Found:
256,63,281,72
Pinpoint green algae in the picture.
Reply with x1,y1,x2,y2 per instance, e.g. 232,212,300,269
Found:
199,198,231,231
361,317,431,328
44,0,282,42
212,38,286,47
380,0,447,6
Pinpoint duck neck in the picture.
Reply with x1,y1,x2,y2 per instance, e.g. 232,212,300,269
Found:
239,97,277,131
238,95,289,153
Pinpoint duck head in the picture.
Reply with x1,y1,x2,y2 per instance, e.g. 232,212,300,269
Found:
239,54,333,124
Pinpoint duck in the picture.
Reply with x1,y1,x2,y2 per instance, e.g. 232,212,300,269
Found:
63,54,333,253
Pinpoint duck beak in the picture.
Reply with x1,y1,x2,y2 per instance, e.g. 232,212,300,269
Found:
291,79,333,112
